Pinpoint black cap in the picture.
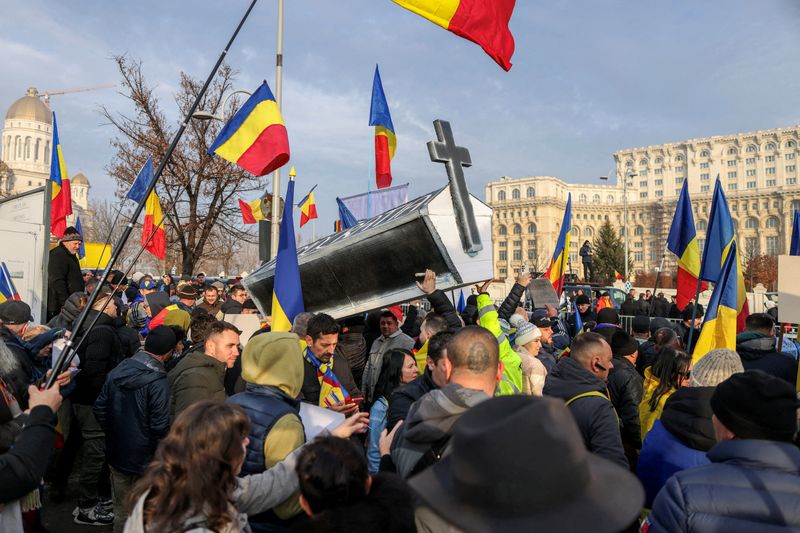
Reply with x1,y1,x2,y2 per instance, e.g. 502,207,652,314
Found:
597,308,620,325
144,326,178,356
649,317,672,336
242,298,258,310
682,303,704,321
108,269,128,286
631,315,650,334
575,294,591,305
610,330,639,357
0,300,33,325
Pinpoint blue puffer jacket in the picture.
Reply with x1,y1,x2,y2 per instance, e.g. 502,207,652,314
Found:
643,439,800,532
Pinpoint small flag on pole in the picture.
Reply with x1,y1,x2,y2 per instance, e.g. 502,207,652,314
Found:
692,241,740,362
0,263,20,303
457,289,466,313
298,183,318,228
126,158,155,204
239,198,266,224
369,66,396,190
573,299,584,335
143,189,166,259
75,216,86,260
544,194,572,295
49,113,73,238
614,270,623,281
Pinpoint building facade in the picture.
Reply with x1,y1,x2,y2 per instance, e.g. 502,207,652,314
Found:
486,125,800,280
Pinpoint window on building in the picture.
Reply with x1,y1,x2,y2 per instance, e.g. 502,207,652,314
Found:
655,157,663,164
654,168,663,175
746,144,757,153
499,268,507,276
788,177,797,185
766,167,776,175
787,165,796,173
727,160,736,167
698,239,705,254
634,226,644,236
571,227,580,240
786,153,795,160
700,162,709,169
639,159,648,166
28,180,32,186
528,223,537,233
700,173,709,180
513,224,522,235
745,218,758,229
498,190,506,201
767,179,777,187
625,160,634,168
607,195,614,203
746,169,756,177
513,249,522,261
498,225,507,235
766,142,777,151
766,236,780,255
744,237,759,255
766,155,776,163
589,194,598,203
728,183,737,191
676,177,685,184
727,147,737,155
701,185,710,192
634,252,644,262
527,250,536,260
727,171,737,178
747,181,756,189
675,165,685,172
527,186,535,198
676,154,685,162
634,241,643,249
697,220,707,231
512,188,520,200
639,192,648,198
499,241,507,247
655,190,663,197
579,193,587,203
746,157,756,165
700,149,711,157
527,239,536,247
499,250,507,260
639,170,649,177
655,179,663,185
766,218,779,229
584,227,594,237
786,141,796,149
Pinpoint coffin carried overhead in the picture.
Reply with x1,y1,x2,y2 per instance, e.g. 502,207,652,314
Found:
243,120,495,319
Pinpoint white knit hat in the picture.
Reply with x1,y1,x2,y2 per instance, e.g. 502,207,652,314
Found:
690,348,744,387
514,322,541,348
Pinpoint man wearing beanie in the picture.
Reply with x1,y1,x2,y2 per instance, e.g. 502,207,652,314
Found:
606,330,644,470
637,348,744,508
567,293,596,337
645,370,800,531
47,226,85,320
94,326,176,531
228,332,307,530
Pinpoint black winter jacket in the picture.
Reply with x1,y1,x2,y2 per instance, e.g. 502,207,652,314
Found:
606,356,643,449
47,243,84,319
73,310,125,405
736,332,798,385
387,369,437,431
94,351,170,475
543,356,627,468
425,289,462,330
645,439,800,532
651,297,670,318
0,405,56,503
497,283,525,321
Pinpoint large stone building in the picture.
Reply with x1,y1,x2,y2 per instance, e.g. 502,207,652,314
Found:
1,87,92,226
486,125,800,280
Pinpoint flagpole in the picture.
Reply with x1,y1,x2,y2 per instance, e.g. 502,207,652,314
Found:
685,275,704,354
268,0,285,259
649,242,669,317
95,202,124,271
47,0,262,388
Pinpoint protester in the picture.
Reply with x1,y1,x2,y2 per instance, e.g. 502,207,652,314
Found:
94,326,176,532
242,299,259,314
543,332,627,468
636,324,679,376
168,320,240,418
510,313,547,396
292,436,415,532
568,293,596,337
124,400,369,532
636,294,650,316
412,313,448,374
592,307,622,344
631,315,650,344
228,332,308,531
476,289,523,395
302,313,361,413
0,301,37,405
197,285,223,318
677,303,703,347
386,330,453,431
47,227,85,320
607,330,644,469
174,283,198,313
639,347,692,440
621,293,638,316
410,395,644,533
637,348,744,508
366,349,417,473
47,291,88,331
651,292,670,318
391,326,502,478
335,316,368,387
643,371,800,531
579,240,594,281
532,312,559,371
127,278,158,332
362,311,415,403
735,313,797,384
221,284,248,315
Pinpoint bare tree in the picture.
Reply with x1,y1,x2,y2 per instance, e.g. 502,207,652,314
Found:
101,56,260,274
84,199,143,271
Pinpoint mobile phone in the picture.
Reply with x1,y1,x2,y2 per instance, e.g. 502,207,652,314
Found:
350,397,365,406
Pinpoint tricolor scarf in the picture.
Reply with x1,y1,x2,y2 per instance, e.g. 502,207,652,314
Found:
303,348,350,408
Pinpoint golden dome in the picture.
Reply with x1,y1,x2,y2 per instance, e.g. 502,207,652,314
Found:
5,87,52,124
71,172,90,186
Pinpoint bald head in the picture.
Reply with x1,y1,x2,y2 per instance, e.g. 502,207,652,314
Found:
447,326,499,374
570,332,613,381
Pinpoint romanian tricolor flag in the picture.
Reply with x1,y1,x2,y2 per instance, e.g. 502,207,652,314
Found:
271,178,305,332
692,241,740,363
334,220,343,233
239,198,265,224
143,189,166,260
208,81,289,177
49,113,72,238
667,180,705,311
614,270,623,281
369,66,396,190
298,184,318,228
392,0,517,71
544,193,572,295
0,262,20,303
699,178,748,331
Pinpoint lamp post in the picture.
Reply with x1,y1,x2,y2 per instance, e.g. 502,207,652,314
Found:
600,169,636,280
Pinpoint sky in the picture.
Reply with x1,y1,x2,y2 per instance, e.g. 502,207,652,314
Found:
2,0,800,242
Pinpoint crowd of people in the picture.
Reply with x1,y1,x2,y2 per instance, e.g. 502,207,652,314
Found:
1,227,799,532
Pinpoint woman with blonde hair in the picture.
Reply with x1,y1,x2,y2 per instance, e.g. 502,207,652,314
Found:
125,400,367,532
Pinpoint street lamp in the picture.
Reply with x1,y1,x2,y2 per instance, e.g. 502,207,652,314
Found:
600,169,636,280
191,89,252,122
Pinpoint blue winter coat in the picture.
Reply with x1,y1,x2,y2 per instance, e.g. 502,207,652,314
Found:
644,439,800,532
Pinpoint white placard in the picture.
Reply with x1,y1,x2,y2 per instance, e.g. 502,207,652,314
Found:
778,256,800,324
299,401,346,440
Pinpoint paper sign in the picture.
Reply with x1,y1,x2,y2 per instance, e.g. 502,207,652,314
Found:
299,401,346,440
222,314,263,346
526,278,560,309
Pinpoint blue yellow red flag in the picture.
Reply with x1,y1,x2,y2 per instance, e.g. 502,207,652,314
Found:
271,179,305,332
667,180,705,311
0,262,20,303
208,81,289,176
544,194,572,295
49,113,72,238
298,185,318,228
692,241,740,362
126,158,155,204
369,66,396,189
239,198,265,224
143,189,166,260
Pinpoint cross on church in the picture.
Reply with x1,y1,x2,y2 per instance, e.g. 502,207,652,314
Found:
427,120,483,255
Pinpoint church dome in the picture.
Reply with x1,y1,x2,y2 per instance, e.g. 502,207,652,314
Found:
71,172,90,186
5,87,52,124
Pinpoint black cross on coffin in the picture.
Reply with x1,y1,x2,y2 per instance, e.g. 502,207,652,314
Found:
427,120,483,256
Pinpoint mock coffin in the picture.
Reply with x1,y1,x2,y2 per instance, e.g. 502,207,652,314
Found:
243,120,494,319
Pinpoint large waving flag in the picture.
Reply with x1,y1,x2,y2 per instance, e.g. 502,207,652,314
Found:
143,189,166,259
75,216,86,260
298,183,318,228
271,178,305,332
544,193,572,295
667,180,705,311
699,178,748,331
208,81,290,176
239,198,265,224
0,263,20,303
49,113,73,238
126,158,155,204
692,241,740,362
392,0,516,71
791,210,800,256
369,66,396,189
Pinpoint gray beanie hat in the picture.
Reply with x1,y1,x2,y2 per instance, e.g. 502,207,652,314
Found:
514,322,541,348
690,348,744,387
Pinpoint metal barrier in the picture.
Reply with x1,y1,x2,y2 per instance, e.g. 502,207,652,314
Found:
619,315,683,335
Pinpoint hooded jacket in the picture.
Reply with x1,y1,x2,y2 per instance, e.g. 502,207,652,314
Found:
228,332,306,527
391,383,490,478
94,350,170,475
168,345,227,418
644,440,800,532
542,356,627,468
73,310,125,406
637,386,715,508
736,332,797,385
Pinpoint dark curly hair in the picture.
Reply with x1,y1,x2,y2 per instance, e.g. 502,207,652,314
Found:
127,401,250,531
296,436,369,515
